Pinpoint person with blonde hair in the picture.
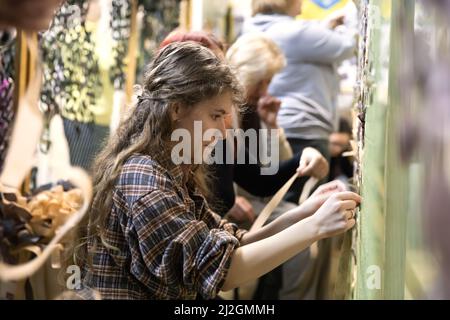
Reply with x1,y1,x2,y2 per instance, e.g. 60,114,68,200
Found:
226,33,294,160
226,33,285,103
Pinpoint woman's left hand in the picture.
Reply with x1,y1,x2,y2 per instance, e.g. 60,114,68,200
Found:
288,180,348,222
300,180,348,216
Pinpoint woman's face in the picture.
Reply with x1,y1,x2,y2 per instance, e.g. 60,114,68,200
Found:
172,91,233,163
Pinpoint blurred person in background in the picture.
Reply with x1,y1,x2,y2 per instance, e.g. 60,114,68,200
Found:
244,0,356,203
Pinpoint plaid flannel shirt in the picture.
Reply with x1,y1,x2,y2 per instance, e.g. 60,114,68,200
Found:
83,153,246,299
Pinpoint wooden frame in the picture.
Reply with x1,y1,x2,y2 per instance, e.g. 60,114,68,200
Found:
355,0,415,300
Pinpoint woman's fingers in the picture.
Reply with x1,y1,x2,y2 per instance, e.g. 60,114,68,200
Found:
346,218,356,231
313,190,361,239
325,179,346,190
312,180,345,196
334,191,362,204
343,209,355,220
340,200,358,211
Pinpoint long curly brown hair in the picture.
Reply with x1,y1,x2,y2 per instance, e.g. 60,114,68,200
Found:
73,41,243,265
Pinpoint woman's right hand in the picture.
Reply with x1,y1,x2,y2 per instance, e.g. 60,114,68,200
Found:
309,191,361,239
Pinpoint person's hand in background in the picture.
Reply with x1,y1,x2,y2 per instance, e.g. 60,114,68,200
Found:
322,10,346,30
297,147,329,179
257,95,281,129
227,196,256,224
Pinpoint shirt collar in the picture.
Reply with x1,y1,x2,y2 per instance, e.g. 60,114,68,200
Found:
152,150,193,189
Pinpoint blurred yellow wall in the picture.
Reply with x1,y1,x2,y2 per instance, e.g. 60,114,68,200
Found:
298,0,350,20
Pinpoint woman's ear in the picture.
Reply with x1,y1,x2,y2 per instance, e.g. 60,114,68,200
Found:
170,102,182,122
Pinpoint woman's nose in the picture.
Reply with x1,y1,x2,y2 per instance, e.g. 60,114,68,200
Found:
219,119,228,140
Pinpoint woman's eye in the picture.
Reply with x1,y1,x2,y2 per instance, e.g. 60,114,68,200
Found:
212,115,222,121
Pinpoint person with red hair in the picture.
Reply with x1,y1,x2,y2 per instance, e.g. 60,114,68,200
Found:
160,30,226,59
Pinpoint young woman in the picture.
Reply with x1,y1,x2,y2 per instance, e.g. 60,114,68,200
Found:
79,41,360,299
